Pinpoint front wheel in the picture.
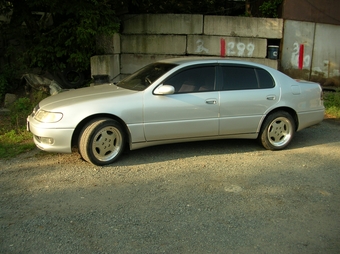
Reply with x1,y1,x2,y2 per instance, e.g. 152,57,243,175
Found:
259,111,295,150
79,118,125,166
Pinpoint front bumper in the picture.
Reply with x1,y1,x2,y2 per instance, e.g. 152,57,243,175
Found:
27,116,74,153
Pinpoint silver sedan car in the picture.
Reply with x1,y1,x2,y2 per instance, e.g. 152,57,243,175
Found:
27,57,325,165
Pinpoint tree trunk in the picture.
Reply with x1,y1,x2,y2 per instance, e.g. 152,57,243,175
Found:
245,0,252,16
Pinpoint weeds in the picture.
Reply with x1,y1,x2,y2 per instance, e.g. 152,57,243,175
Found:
324,92,340,118
0,129,36,158
0,90,49,159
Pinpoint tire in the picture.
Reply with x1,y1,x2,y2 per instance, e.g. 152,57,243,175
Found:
79,118,125,166
259,111,295,150
54,68,85,89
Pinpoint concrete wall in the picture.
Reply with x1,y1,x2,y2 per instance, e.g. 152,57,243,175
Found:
281,20,340,86
92,14,282,81
203,16,283,38
121,35,187,55
122,14,203,35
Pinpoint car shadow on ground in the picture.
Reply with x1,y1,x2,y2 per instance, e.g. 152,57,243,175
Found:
110,121,338,167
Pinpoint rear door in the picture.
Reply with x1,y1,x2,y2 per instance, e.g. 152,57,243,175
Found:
143,65,219,141
218,65,280,135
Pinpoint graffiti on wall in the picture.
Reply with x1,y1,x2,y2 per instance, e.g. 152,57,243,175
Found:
195,38,255,57
291,42,310,69
290,42,340,79
195,39,209,53
226,41,255,57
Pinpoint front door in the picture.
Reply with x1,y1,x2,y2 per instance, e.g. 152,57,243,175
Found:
143,65,219,141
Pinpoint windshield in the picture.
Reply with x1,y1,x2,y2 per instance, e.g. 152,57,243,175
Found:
116,63,177,91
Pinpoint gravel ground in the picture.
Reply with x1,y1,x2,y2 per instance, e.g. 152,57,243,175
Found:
1,119,340,254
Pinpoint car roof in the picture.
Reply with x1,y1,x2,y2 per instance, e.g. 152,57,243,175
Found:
157,56,272,69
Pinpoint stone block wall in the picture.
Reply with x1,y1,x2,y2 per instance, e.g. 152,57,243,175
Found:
92,14,283,81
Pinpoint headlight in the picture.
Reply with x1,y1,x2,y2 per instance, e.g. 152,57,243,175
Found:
34,110,63,123
31,104,40,117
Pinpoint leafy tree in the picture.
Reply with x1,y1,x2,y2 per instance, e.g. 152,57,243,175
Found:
127,0,246,16
0,0,121,73
259,0,283,18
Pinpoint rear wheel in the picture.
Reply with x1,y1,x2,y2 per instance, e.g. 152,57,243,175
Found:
259,111,295,150
79,118,125,165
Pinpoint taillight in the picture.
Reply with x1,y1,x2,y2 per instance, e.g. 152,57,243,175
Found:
320,85,324,100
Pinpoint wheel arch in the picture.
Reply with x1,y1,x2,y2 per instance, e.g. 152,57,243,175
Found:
71,114,131,148
261,107,299,132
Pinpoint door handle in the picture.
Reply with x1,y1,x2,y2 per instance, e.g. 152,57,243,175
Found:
266,95,276,100
206,99,217,104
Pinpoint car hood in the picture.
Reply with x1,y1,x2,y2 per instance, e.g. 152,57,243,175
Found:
39,84,138,110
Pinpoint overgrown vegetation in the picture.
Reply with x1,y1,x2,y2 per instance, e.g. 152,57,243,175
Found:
259,0,283,18
1,0,121,72
0,73,9,100
324,92,340,118
0,90,48,159
0,64,17,101
128,0,246,15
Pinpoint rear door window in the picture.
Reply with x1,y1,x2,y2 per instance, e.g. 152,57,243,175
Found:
255,68,275,89
220,65,275,90
221,66,257,90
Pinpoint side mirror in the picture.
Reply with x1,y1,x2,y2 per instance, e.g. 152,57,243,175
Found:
154,85,175,95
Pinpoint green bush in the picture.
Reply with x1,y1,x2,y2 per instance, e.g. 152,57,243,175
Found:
0,129,35,158
259,0,283,18
8,97,32,129
324,92,340,118
0,64,20,101
0,73,10,100
0,90,49,159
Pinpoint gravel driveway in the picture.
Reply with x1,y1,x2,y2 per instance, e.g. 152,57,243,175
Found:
1,119,340,253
